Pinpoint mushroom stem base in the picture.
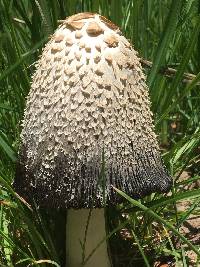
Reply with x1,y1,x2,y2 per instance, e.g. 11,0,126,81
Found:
66,208,111,267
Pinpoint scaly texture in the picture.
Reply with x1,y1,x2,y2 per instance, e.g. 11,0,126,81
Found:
14,13,172,208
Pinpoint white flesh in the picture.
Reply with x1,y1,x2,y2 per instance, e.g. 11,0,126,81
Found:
66,208,111,267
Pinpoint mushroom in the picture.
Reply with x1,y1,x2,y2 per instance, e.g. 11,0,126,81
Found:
14,13,172,267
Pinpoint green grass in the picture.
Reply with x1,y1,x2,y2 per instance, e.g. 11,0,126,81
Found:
0,0,200,266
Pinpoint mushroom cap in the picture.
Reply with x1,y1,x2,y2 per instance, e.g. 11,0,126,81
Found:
14,13,172,208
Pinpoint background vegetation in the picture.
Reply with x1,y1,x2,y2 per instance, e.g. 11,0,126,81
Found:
0,0,200,266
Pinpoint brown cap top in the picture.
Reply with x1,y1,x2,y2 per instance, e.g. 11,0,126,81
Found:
14,13,172,209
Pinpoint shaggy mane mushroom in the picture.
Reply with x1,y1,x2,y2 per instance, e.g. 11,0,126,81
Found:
14,12,172,267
